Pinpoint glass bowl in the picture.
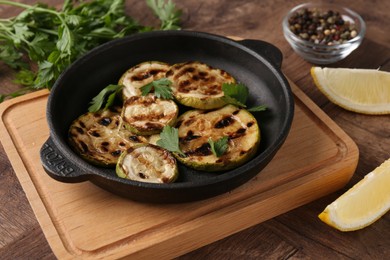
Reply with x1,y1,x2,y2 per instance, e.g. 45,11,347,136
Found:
282,3,366,64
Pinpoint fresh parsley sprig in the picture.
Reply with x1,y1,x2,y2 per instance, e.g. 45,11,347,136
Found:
140,78,174,99
208,136,229,157
88,84,123,112
156,125,186,157
222,83,268,112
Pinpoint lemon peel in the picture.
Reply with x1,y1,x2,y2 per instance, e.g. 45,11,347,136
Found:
319,158,390,231
311,67,390,114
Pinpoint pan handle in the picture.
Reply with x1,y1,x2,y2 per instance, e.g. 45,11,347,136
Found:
40,137,89,183
238,39,283,69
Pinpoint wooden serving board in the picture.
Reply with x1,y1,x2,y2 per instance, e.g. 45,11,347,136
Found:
0,80,358,259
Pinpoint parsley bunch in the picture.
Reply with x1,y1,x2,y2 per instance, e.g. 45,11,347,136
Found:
0,0,181,102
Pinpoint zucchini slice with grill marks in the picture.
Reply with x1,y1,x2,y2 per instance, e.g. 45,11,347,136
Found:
121,94,178,135
119,61,171,99
176,104,260,172
68,107,148,167
116,144,178,183
166,61,236,109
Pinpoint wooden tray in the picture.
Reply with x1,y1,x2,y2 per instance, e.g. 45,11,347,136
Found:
0,80,359,259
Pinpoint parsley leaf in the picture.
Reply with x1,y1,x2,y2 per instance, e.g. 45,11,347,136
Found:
14,69,36,86
146,0,182,30
0,44,27,69
34,61,56,88
156,125,186,157
88,84,123,112
222,83,268,112
140,82,153,96
222,95,247,108
56,24,73,55
140,78,173,99
208,136,229,157
222,83,249,106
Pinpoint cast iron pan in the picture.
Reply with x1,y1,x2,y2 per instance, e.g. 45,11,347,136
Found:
40,30,294,203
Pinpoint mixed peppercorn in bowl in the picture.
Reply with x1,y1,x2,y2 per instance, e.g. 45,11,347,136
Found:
283,3,365,64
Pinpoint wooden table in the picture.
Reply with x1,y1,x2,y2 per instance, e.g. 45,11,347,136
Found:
0,0,389,259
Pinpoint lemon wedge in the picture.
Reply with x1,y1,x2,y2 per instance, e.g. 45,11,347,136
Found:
311,67,390,114
319,158,390,231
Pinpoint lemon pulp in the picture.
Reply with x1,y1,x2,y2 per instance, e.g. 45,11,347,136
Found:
311,67,390,114
319,158,390,231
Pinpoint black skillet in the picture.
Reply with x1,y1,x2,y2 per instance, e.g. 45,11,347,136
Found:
40,30,294,203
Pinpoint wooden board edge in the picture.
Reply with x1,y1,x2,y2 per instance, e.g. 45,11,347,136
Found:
289,80,359,160
0,90,75,259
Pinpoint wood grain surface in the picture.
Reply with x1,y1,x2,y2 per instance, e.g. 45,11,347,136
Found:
0,0,389,259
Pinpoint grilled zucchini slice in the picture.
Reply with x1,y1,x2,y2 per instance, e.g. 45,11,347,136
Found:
68,107,148,167
122,94,178,135
116,144,178,183
166,61,236,109
176,104,260,171
119,61,171,99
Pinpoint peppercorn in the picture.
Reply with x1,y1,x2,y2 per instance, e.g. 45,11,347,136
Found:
288,8,359,45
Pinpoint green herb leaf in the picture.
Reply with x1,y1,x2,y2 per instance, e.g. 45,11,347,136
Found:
140,78,173,99
222,95,247,108
88,84,123,112
14,69,36,86
156,125,186,157
140,82,154,96
146,0,182,30
222,83,250,107
247,105,267,112
65,15,81,27
105,91,118,110
222,83,249,104
34,60,56,88
56,25,73,54
222,83,268,111
208,136,229,157
0,44,27,69
28,33,52,61
13,23,34,46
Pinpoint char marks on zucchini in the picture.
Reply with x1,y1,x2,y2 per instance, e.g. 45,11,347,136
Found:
175,104,260,171
116,144,178,183
121,94,178,135
68,107,149,167
167,61,236,109
119,61,171,98
70,60,264,182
